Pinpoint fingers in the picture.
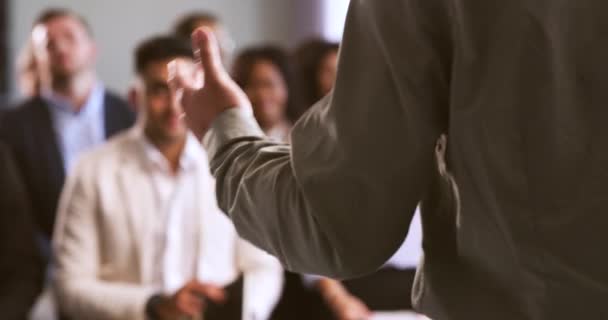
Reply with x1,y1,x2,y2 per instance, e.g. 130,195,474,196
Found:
335,295,371,320
167,59,189,93
175,291,204,317
167,59,203,118
187,281,227,304
167,59,183,95
31,24,48,58
191,27,225,83
346,307,371,320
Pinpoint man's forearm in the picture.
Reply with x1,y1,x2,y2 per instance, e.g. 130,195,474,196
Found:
203,108,347,276
203,108,264,160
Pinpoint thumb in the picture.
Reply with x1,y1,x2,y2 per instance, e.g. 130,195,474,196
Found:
192,27,225,83
190,282,227,304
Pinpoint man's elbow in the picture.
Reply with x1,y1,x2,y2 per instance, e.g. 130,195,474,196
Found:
316,227,408,280
322,249,390,280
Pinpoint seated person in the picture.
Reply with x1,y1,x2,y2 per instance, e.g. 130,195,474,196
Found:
292,38,339,122
232,46,295,142
52,35,283,320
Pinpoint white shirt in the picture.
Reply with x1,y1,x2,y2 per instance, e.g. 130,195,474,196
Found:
136,131,283,319
140,135,200,293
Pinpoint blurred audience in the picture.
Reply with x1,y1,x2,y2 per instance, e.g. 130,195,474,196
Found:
232,46,296,142
0,6,424,320
52,35,283,320
0,141,44,320
0,8,135,247
1,10,134,319
173,11,235,65
292,38,339,122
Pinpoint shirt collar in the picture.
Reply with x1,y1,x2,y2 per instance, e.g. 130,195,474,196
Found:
44,82,105,117
131,125,205,174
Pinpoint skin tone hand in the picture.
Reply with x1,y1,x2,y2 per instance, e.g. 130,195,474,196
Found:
25,24,52,94
331,294,372,320
318,278,372,320
155,280,227,319
168,27,251,140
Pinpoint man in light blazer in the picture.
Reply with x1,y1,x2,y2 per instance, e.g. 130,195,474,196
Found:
52,36,283,320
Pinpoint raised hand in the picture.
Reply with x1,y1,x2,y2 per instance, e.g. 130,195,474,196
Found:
169,27,251,139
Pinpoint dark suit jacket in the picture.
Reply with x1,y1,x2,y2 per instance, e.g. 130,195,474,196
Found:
0,141,44,320
0,92,135,244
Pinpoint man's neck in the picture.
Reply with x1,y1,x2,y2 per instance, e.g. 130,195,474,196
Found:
51,70,97,112
148,134,187,175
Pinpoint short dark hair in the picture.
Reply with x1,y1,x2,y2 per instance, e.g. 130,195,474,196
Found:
293,38,340,119
134,35,193,75
174,12,219,40
35,8,93,37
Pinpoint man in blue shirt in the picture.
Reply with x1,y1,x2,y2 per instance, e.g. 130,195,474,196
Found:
0,8,134,247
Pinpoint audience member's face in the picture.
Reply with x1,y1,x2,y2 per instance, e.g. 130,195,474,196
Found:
318,50,338,98
139,58,192,143
44,15,96,79
245,60,288,129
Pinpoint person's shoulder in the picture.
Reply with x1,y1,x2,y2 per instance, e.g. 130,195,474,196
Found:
71,130,135,174
12,96,44,108
0,97,48,139
102,89,136,126
1,97,47,121
103,89,131,110
86,129,135,161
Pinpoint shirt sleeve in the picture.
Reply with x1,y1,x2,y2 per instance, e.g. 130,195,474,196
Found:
203,0,451,279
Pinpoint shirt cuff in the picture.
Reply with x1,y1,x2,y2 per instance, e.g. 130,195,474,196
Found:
202,107,265,161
